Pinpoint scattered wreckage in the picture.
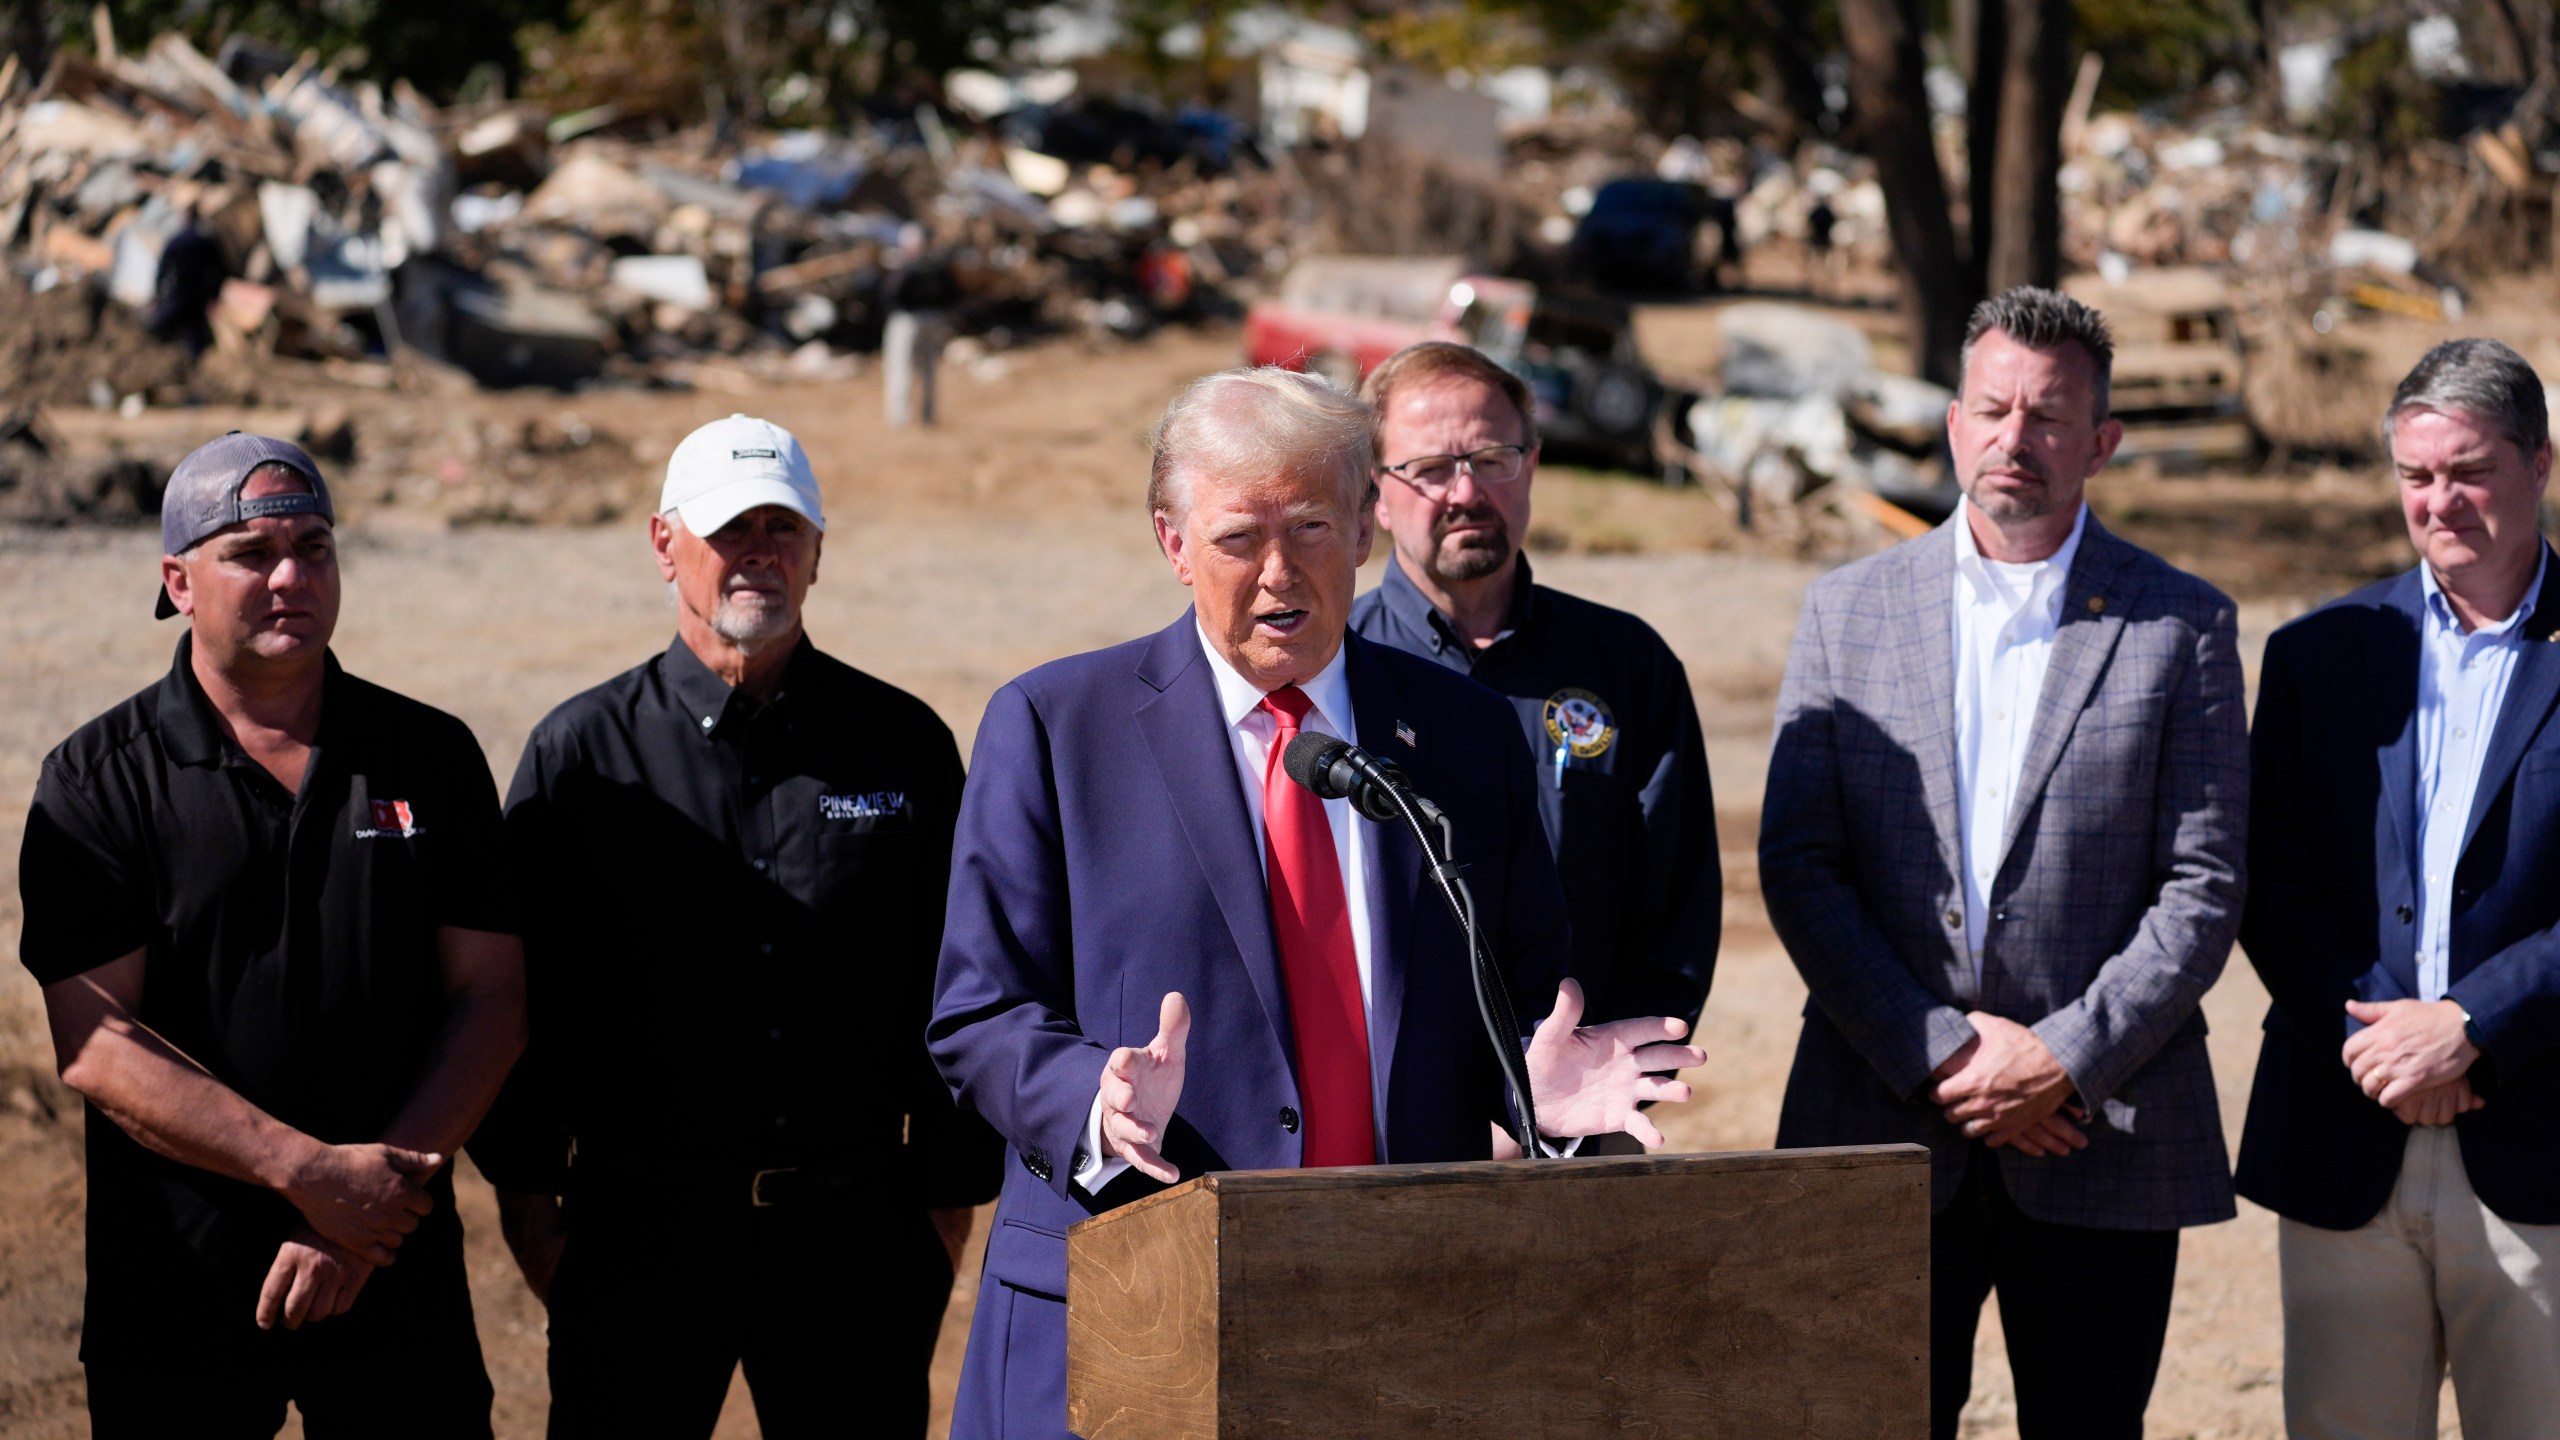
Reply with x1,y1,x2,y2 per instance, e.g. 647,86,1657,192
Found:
0,26,1286,401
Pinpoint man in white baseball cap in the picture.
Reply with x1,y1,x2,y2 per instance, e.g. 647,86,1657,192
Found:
476,414,998,1437
645,413,829,662
658,412,827,537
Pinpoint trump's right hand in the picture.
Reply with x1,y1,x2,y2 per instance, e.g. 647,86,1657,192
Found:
1101,992,1190,1184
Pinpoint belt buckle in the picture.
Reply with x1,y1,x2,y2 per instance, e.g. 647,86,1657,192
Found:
749,1165,797,1208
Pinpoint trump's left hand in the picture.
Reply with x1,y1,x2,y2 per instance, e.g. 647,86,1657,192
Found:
1526,979,1705,1149
2344,998,2479,1107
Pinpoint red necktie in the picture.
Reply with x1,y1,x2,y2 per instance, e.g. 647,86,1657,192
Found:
1258,686,1377,1167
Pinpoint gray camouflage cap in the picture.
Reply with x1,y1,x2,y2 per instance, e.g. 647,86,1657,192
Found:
155,432,334,619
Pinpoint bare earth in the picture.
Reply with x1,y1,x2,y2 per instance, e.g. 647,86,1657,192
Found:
0,320,2457,1437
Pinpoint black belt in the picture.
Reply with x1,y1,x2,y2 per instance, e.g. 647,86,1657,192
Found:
568,1149,863,1209
746,1162,860,1208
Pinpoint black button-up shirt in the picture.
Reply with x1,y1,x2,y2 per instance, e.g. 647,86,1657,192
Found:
17,635,513,1361
1351,556,1719,1025
479,635,997,1208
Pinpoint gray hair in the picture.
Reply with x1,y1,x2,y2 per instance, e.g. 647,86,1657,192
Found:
1960,286,2116,422
2383,338,2551,460
1148,367,1376,536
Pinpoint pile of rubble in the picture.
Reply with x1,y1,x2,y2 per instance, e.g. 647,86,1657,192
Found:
2058,86,2554,327
1665,303,1954,538
0,26,1294,401
2062,109,2322,274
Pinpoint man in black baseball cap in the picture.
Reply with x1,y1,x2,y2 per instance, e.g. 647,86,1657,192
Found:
19,433,527,1437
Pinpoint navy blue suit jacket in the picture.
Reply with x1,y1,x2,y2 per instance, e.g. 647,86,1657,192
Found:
928,612,1570,1416
2238,556,2560,1228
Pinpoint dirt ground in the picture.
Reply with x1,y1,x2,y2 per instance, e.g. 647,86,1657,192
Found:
0,313,2469,1439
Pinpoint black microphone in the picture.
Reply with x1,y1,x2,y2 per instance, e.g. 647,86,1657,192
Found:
1277,728,1543,1152
1281,731,1410,822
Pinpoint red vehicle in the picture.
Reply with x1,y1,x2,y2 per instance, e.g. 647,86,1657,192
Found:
1244,256,1477,386
1245,255,1672,473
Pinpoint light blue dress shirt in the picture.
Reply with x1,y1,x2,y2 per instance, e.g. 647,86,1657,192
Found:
2412,547,2549,1001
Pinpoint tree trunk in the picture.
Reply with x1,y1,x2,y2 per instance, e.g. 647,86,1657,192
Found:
9,0,48,85
2243,0,2275,113
1752,0,1832,143
1840,0,1973,385
1981,0,2072,294
2483,0,2533,85
1958,0,2003,293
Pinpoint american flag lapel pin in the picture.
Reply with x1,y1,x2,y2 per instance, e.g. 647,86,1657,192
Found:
1396,719,1417,748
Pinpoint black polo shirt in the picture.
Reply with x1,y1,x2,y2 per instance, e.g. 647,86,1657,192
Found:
17,635,514,1362
475,634,998,1209
1351,555,1720,1025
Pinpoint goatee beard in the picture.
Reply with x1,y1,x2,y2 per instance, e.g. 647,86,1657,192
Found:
1432,515,1512,583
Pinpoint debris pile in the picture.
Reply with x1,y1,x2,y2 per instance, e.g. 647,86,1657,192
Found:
2048,71,2560,459
2062,112,2322,273
0,27,1293,400
2059,89,2553,329
1666,302,1954,535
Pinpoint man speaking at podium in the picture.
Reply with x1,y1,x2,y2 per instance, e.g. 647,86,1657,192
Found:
929,366,1704,1438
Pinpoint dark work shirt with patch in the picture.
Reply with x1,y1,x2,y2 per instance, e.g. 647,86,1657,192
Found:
17,635,512,1361
1351,556,1720,1026
475,635,998,1208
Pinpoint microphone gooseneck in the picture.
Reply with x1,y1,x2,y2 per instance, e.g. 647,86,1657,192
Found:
1278,729,1541,1154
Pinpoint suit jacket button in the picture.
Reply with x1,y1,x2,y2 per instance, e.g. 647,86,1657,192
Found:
1944,909,1962,929
1279,1107,1300,1133
2397,904,2414,923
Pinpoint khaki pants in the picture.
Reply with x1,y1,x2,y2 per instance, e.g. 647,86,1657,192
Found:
2280,1126,2560,1440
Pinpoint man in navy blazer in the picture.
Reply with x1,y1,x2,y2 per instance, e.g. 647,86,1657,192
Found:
2240,338,2560,1439
929,366,1704,1439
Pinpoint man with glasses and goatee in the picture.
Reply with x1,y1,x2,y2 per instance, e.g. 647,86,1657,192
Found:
1350,342,1721,1137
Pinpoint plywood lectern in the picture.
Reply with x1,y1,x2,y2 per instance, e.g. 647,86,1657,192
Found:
1065,1144,1928,1439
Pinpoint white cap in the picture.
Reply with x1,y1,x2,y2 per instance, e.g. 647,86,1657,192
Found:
661,414,826,534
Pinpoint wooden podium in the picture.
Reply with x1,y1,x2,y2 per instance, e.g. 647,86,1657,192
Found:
1065,1144,1928,1438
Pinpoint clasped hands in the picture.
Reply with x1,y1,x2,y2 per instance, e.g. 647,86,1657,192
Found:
1928,1012,2086,1157
2342,997,2483,1128
256,1140,447,1331
1099,979,1705,1183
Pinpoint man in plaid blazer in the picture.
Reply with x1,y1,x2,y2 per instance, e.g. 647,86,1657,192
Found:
1761,288,2247,1440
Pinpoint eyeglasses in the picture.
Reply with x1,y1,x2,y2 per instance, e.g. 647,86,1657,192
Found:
1378,444,1531,498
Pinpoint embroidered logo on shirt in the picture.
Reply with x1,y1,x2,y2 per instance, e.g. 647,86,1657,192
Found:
355,799,419,839
1542,689,1617,759
818,791,906,821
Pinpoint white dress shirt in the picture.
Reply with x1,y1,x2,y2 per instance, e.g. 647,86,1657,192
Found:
1951,499,2089,973
1074,628,1378,1190
2412,548,2546,1001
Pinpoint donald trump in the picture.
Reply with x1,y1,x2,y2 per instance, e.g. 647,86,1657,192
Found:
929,367,1704,1436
